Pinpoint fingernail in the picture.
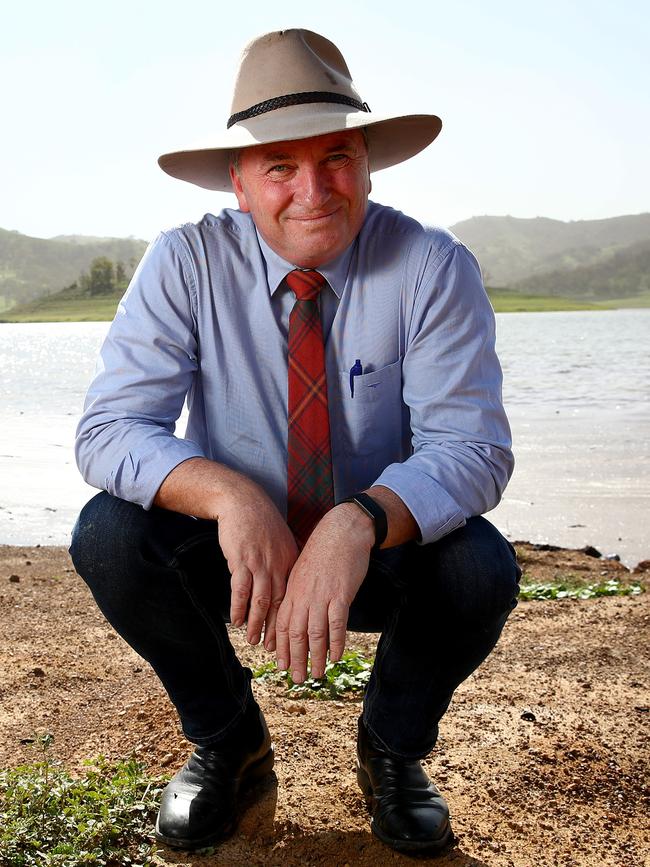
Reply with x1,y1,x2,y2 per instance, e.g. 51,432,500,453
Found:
292,671,303,683
248,633,259,645
277,659,287,671
266,640,276,652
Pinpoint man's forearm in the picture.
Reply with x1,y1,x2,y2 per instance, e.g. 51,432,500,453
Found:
153,456,262,520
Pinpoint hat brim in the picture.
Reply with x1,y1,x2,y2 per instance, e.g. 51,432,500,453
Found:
158,106,442,192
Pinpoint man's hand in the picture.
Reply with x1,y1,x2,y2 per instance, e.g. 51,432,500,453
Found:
275,503,375,683
154,457,298,651
218,484,299,650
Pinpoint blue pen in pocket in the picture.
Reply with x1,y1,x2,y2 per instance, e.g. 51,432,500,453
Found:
349,359,363,398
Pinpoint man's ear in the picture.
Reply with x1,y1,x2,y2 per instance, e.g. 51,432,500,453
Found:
229,163,250,212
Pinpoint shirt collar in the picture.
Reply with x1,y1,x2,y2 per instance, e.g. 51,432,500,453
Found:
255,228,356,300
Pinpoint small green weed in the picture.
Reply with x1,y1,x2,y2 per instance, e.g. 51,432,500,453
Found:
253,649,373,699
519,577,643,601
0,734,165,866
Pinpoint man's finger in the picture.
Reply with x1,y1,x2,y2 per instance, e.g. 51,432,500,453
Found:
263,599,282,652
328,599,349,663
275,599,292,671
263,573,288,652
288,607,309,684
307,604,329,680
230,566,253,627
246,570,272,645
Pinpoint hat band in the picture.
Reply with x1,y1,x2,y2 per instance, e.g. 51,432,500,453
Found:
227,91,370,129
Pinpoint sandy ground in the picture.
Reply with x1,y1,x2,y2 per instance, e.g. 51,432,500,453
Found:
1,542,649,866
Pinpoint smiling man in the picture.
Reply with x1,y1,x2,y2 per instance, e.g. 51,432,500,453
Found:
71,29,520,856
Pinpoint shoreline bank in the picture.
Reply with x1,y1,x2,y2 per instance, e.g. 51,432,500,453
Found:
4,292,649,323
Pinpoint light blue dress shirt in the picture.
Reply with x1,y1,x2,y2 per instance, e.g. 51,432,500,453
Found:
75,200,513,545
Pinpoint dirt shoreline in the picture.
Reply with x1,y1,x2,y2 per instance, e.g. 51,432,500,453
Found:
2,542,649,866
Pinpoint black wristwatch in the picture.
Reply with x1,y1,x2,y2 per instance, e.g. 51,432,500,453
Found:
341,492,388,549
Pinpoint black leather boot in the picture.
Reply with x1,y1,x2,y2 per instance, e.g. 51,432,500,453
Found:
356,717,453,854
155,707,273,850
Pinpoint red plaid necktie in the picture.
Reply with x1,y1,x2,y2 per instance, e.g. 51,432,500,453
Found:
286,269,334,548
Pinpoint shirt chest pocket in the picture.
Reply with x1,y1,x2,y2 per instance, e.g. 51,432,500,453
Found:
337,358,404,457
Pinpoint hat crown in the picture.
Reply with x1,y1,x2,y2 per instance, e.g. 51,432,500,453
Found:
230,29,363,118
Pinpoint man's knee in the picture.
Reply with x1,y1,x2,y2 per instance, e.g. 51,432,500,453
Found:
416,517,520,623
70,491,145,581
70,492,224,603
69,491,191,595
71,492,123,577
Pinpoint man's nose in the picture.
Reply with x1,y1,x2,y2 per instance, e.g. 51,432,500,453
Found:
295,166,331,208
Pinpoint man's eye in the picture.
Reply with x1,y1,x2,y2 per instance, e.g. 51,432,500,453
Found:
269,164,290,174
328,154,347,163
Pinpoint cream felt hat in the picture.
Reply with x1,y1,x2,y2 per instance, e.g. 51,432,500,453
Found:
158,29,442,192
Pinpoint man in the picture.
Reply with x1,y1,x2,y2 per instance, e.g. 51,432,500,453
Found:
70,29,520,855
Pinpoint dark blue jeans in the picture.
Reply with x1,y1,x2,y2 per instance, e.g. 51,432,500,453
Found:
70,492,520,759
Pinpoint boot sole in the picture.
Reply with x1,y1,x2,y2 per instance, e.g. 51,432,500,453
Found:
154,746,275,850
356,762,455,855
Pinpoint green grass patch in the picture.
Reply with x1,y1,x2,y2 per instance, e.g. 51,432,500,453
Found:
519,577,643,601
595,291,650,309
0,735,165,866
486,288,607,313
487,287,650,312
0,291,123,322
253,649,373,699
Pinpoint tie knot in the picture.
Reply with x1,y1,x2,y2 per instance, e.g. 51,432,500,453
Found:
285,269,327,301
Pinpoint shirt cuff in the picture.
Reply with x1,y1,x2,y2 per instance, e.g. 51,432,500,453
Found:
372,462,466,546
105,437,206,510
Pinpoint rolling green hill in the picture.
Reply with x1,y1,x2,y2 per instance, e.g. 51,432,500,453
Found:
0,228,147,311
450,213,650,291
513,237,650,298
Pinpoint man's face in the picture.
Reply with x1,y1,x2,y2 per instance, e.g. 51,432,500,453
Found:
230,130,371,268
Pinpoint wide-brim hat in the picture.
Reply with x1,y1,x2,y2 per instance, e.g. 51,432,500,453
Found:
158,29,442,192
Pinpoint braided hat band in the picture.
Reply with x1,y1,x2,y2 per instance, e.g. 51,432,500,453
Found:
227,92,370,129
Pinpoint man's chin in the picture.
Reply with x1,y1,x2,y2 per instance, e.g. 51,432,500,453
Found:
290,247,341,269
285,234,346,269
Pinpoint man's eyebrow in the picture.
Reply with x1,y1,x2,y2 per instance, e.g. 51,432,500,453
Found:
260,151,293,162
323,141,357,153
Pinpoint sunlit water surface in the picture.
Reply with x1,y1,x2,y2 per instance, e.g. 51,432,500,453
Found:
1,309,649,565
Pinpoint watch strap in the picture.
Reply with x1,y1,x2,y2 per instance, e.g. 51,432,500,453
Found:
341,492,388,549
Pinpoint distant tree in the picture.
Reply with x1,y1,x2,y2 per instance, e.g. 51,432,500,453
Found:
87,257,115,296
115,260,127,286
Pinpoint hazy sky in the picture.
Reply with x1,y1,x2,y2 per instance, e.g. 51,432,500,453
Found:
3,0,649,240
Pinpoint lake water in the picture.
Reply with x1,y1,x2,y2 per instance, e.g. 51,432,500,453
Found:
1,310,649,566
